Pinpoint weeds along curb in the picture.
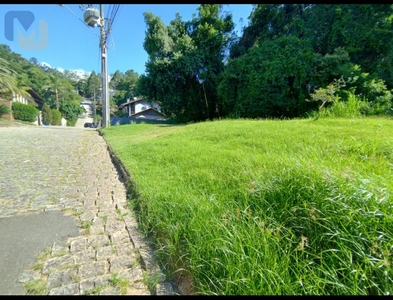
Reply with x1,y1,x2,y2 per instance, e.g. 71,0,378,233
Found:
97,129,179,295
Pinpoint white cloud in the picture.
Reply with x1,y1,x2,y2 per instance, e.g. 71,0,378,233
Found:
39,62,90,80
40,61,51,68
70,69,90,80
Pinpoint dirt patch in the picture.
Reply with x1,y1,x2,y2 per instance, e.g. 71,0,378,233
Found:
0,119,36,127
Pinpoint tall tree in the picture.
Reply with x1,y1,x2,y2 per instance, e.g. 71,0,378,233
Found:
219,35,319,119
43,72,64,110
139,5,234,123
0,57,30,98
230,4,310,59
85,71,101,100
109,70,124,91
111,69,139,108
189,4,235,119
303,4,393,87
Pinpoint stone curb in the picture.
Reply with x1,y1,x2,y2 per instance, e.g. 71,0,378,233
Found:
97,129,180,295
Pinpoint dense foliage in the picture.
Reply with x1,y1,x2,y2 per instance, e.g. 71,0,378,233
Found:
11,101,38,122
1,4,392,123
139,5,234,122
0,44,83,125
0,104,11,117
41,103,52,125
51,109,62,126
138,4,393,122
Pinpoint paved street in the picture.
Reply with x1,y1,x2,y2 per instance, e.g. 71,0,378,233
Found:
75,99,95,128
0,122,177,295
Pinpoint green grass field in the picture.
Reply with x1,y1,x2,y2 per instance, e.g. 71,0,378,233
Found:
101,117,393,295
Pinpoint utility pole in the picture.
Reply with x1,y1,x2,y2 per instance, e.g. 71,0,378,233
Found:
93,87,97,125
100,4,110,128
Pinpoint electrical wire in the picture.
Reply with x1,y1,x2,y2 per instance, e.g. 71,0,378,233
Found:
61,4,120,65
107,4,120,35
60,4,100,38
105,4,121,50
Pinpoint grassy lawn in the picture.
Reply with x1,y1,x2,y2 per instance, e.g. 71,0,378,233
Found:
101,117,393,295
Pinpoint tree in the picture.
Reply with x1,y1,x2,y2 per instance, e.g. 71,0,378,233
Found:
29,57,39,65
62,69,89,96
42,72,64,110
0,57,29,98
60,100,84,125
307,77,345,119
112,69,139,109
0,43,86,116
85,71,101,100
51,109,62,125
0,104,11,117
230,4,310,59
139,5,234,123
302,4,393,87
73,78,87,97
222,4,393,119
189,4,235,119
219,35,319,119
109,70,123,90
42,103,52,125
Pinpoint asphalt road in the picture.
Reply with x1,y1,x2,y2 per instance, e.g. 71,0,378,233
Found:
0,211,80,294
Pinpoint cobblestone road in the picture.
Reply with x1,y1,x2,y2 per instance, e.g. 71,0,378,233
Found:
0,125,177,295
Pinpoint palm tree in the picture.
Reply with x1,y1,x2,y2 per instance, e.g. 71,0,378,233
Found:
43,73,64,110
0,57,29,98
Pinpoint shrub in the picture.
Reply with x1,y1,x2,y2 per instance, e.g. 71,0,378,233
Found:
12,102,38,122
0,104,11,117
320,91,366,118
51,109,62,125
60,100,84,123
41,104,52,125
66,119,77,126
115,110,126,117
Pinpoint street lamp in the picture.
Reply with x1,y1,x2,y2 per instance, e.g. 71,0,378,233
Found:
83,5,110,128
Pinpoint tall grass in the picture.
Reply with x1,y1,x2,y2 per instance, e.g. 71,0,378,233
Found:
101,117,393,295
320,93,366,118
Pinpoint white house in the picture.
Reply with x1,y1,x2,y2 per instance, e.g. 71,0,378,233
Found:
13,89,44,107
118,97,165,120
0,89,44,122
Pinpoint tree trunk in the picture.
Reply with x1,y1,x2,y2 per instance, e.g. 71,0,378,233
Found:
55,88,59,110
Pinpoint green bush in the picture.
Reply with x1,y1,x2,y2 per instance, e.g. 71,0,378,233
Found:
42,104,52,125
0,104,11,117
60,100,84,123
51,109,62,125
320,92,366,118
12,102,38,122
66,119,77,126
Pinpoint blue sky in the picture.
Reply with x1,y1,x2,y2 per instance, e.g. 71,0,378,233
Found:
0,4,254,78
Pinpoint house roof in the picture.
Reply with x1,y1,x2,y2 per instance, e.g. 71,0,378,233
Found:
27,89,44,105
132,107,166,117
119,98,160,109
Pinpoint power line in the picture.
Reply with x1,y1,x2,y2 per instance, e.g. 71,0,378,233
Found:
105,4,121,51
60,4,100,38
107,4,121,36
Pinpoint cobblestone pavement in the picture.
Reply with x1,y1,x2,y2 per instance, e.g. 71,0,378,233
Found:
0,125,178,295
